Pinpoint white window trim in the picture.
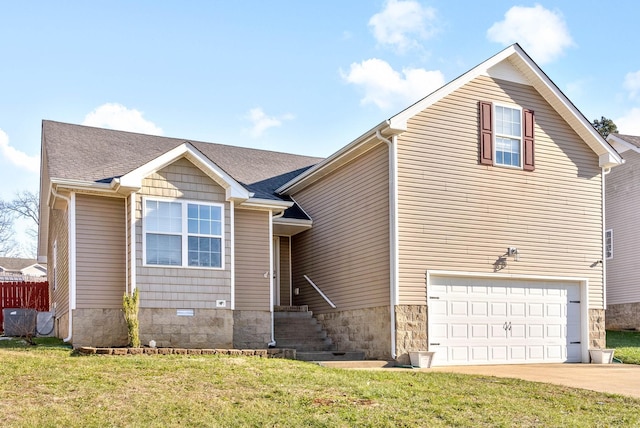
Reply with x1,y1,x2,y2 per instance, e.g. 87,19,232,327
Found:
493,102,523,169
142,196,225,270
605,229,613,260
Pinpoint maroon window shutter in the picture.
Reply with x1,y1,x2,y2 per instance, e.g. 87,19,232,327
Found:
523,109,535,171
479,101,493,165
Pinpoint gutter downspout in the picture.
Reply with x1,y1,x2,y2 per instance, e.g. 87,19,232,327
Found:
268,209,277,348
602,167,611,310
376,130,398,360
51,187,74,343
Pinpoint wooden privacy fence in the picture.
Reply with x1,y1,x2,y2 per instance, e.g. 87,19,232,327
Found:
0,281,49,331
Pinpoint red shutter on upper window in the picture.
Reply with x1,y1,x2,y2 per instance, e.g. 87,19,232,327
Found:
479,101,493,165
523,108,535,171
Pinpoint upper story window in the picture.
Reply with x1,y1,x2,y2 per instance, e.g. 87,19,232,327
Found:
495,105,522,168
605,229,613,260
479,101,535,171
144,198,224,269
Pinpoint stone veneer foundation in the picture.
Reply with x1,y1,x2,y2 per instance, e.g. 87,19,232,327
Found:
605,303,640,331
589,308,606,349
72,308,128,348
315,306,391,360
233,310,272,349
139,308,233,349
394,305,428,366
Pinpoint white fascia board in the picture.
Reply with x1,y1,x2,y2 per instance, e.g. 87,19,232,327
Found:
50,178,114,193
239,198,294,211
388,45,520,131
272,217,313,228
118,142,250,200
277,121,391,194
504,46,622,166
390,44,622,167
607,134,640,154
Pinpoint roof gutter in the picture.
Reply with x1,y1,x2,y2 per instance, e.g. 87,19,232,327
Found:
277,120,395,195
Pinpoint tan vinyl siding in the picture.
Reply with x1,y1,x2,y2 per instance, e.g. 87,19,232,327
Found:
279,236,291,306
49,207,69,316
235,209,271,311
136,157,232,309
75,194,126,308
397,75,604,307
606,149,640,304
291,143,390,313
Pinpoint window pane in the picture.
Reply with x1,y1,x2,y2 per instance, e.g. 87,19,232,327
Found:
187,237,222,268
496,137,520,167
147,200,181,233
187,203,198,219
188,219,198,234
147,233,181,266
200,205,210,219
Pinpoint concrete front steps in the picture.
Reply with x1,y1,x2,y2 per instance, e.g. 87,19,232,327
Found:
274,305,365,362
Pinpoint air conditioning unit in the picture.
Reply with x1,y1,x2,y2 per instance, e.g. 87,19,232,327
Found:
3,308,37,337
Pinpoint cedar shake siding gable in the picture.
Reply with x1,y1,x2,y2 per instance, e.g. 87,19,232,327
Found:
136,158,232,309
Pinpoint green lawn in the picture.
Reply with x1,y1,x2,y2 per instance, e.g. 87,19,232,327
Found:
607,330,640,365
1,338,640,427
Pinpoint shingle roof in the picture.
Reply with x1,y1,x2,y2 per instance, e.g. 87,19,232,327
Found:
0,257,40,272
42,120,323,200
612,133,640,149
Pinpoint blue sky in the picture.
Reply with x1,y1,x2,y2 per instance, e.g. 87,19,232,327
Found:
1,0,640,203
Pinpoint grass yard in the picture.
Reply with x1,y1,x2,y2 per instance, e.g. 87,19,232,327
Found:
1,338,640,427
607,330,640,365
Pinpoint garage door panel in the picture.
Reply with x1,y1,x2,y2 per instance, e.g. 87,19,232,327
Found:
470,347,489,362
428,275,583,366
529,346,545,359
491,302,507,316
528,302,544,317
450,301,468,316
450,324,468,338
470,324,488,338
510,302,526,317
470,302,487,316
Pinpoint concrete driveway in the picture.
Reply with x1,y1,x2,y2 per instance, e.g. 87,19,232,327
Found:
429,363,640,398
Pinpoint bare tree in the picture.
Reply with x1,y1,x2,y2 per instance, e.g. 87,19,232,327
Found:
1,190,39,226
0,190,39,257
0,209,18,256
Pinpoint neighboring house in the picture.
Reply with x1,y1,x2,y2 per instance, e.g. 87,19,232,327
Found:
604,133,640,330
0,257,47,282
38,44,622,366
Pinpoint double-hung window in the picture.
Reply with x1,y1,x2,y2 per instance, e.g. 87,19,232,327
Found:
479,101,535,171
144,198,223,268
494,104,522,168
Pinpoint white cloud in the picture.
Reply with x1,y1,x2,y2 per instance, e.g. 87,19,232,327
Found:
0,129,39,173
623,70,640,99
245,108,294,138
341,58,445,110
369,0,438,53
82,103,163,135
615,108,640,135
487,4,574,64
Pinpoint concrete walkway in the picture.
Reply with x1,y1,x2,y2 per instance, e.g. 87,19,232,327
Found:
429,363,640,398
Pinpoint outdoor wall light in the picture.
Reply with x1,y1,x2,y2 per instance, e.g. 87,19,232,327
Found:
507,247,520,261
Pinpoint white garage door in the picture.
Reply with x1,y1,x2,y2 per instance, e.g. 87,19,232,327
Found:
428,275,582,366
